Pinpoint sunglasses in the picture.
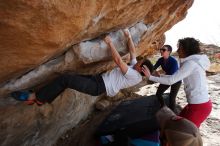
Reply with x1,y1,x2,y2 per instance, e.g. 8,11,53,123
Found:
160,48,167,52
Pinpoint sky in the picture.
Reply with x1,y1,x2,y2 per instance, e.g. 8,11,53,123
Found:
165,0,220,51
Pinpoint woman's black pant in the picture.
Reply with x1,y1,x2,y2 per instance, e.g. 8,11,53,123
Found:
156,81,182,110
35,74,106,103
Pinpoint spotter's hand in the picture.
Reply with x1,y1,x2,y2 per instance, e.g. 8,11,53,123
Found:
142,65,151,78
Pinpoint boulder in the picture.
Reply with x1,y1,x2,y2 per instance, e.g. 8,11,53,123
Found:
0,0,193,145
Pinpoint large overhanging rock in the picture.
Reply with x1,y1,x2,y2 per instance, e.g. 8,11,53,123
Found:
0,0,193,146
0,0,193,87
0,22,149,96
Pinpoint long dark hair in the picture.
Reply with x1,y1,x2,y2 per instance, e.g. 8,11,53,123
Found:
178,37,201,57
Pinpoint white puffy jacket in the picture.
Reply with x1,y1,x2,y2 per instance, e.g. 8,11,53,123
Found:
149,54,210,104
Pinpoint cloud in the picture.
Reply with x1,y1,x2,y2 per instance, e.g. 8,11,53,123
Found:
165,0,220,51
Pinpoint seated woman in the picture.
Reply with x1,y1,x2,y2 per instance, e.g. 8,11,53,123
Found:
11,29,154,105
142,37,212,128
156,106,202,146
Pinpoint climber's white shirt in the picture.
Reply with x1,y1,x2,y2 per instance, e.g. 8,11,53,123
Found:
149,54,210,104
102,58,142,97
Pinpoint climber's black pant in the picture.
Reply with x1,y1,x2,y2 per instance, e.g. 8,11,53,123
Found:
36,74,106,103
156,81,182,110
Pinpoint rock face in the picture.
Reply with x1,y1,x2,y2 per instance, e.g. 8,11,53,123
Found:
0,0,193,87
0,90,99,146
201,44,220,73
0,0,193,146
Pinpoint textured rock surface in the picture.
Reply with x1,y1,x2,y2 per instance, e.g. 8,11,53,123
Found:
0,89,99,146
0,0,193,146
0,23,150,96
201,44,220,73
0,0,192,86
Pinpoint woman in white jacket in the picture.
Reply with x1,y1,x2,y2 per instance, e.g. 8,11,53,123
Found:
143,37,212,128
